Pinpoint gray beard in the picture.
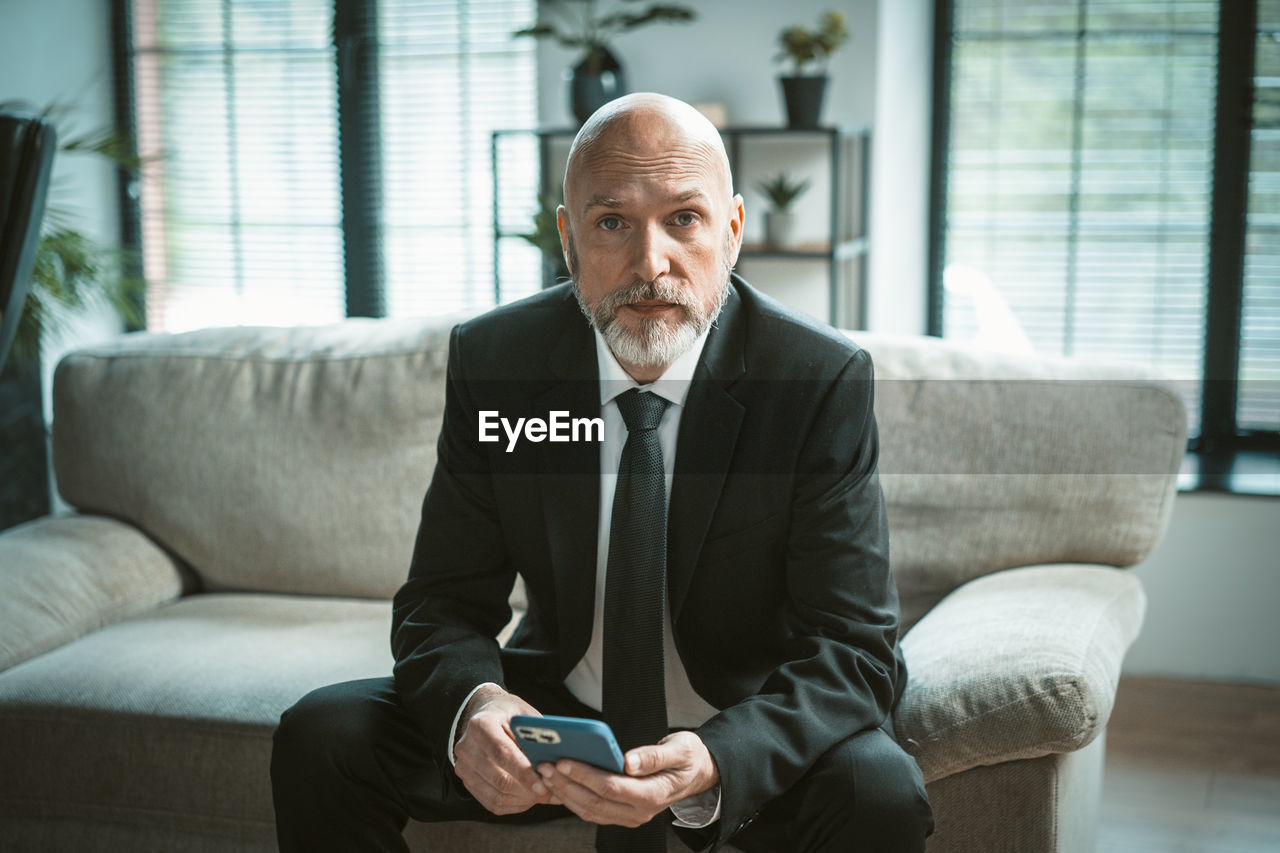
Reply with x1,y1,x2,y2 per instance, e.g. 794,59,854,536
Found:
569,234,733,369
573,276,729,368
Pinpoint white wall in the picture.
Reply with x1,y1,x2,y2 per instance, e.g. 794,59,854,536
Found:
867,0,932,335
0,0,123,508
534,1,879,130
1123,492,1280,686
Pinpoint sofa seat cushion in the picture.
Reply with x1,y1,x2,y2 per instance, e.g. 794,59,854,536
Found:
0,592,728,851
0,593,393,841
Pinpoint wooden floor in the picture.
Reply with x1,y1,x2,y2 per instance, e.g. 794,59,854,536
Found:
1099,676,1280,852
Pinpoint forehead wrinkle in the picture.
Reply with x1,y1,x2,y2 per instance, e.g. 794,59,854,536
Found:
580,185,711,217
579,141,724,176
571,151,731,216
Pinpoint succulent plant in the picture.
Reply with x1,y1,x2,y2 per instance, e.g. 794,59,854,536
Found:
757,173,811,212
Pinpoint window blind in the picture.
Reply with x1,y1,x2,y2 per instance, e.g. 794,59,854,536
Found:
1239,0,1280,431
940,0,1219,436
130,0,538,332
378,0,539,317
132,0,345,332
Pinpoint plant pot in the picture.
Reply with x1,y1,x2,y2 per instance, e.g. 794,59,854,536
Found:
568,46,627,124
779,75,829,129
764,211,797,248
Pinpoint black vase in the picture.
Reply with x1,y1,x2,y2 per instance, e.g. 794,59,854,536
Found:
780,75,829,129
569,46,627,124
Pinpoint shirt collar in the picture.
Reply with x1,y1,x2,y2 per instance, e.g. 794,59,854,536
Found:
594,327,710,409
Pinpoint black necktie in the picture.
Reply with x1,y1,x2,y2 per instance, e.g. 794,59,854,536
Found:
599,388,670,853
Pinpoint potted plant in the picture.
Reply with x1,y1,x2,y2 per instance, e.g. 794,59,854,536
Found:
775,10,849,129
757,172,810,249
515,0,697,124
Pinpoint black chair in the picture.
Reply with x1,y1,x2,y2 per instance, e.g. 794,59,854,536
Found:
0,105,57,376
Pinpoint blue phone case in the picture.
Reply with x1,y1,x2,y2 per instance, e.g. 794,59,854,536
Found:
510,715,626,774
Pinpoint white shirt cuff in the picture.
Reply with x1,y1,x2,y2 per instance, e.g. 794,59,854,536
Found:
669,784,722,828
447,682,502,766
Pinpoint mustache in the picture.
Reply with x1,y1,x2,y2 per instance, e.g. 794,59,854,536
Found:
596,277,696,315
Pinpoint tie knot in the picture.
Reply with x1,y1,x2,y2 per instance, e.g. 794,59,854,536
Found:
615,388,669,432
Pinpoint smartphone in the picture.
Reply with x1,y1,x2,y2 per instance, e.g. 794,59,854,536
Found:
510,715,626,774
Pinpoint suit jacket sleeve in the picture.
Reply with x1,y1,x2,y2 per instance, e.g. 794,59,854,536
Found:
391,324,515,763
694,347,902,845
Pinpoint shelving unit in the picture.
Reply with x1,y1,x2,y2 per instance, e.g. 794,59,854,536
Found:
491,125,871,327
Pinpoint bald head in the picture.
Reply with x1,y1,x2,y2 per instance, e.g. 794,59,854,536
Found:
563,93,733,214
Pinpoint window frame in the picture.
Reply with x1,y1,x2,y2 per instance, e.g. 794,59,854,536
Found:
927,0,1280,493
111,0,535,329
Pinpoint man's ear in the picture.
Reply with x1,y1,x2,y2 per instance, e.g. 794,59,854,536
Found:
727,193,745,267
556,205,573,274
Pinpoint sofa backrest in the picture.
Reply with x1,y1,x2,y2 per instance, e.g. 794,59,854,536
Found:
852,332,1185,628
52,319,1185,610
53,319,453,598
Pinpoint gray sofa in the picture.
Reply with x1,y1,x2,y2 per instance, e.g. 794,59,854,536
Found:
0,317,1185,852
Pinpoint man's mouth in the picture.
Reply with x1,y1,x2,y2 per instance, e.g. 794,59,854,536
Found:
623,300,679,315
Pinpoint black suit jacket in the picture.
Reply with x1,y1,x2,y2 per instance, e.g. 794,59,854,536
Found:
391,275,906,847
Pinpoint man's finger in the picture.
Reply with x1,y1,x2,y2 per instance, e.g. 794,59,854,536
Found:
624,743,677,776
541,767,640,826
556,760,638,800
466,717,542,789
458,765,524,815
469,750,541,797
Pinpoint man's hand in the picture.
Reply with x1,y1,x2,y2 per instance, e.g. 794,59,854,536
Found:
538,730,720,828
453,685,561,815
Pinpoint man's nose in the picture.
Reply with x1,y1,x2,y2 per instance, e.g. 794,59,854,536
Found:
629,222,672,283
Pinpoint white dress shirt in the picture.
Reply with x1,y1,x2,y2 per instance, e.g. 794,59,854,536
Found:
450,327,722,828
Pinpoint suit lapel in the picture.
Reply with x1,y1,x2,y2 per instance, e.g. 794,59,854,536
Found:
668,282,747,622
534,315,601,671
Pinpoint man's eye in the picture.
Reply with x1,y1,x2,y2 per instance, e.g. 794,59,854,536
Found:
600,217,622,231
674,212,697,226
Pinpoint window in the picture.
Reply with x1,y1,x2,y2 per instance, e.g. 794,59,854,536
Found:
931,0,1278,453
1239,0,1280,431
124,0,537,332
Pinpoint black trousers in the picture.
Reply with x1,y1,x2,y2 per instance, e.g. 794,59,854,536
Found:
270,675,933,852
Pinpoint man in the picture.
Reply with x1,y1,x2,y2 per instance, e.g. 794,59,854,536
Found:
271,93,933,852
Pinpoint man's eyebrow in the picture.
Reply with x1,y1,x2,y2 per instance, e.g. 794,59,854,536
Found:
582,195,624,212
674,188,710,204
581,189,710,213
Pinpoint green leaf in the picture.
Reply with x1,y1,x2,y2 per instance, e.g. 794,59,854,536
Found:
60,127,142,171
513,1,695,47
513,24,559,39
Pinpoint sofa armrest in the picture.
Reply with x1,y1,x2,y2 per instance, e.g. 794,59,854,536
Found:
894,563,1145,783
0,514,185,674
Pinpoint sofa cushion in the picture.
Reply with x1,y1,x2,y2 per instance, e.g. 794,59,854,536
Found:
52,318,455,598
853,332,1184,621
0,593,393,841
